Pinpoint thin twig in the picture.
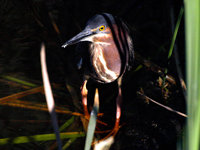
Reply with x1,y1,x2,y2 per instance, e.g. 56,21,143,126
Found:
138,92,187,117
0,86,44,103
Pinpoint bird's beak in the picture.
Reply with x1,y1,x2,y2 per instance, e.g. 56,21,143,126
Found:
62,28,94,48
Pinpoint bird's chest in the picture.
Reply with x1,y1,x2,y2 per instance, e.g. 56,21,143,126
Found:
90,43,121,83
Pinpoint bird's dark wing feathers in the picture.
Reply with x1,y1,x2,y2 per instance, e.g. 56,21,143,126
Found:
127,35,134,70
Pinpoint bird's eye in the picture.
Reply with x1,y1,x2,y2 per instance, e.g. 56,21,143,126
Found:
99,25,105,31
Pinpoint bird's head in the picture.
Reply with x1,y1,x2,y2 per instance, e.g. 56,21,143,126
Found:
62,13,115,48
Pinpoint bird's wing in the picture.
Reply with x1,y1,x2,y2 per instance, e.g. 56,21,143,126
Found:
127,35,134,70
75,42,86,69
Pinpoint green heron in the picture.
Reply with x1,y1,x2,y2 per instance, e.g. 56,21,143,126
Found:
62,13,134,137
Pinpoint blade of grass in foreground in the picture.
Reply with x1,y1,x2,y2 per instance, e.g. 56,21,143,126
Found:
40,43,62,150
0,132,85,145
184,0,200,149
84,89,99,150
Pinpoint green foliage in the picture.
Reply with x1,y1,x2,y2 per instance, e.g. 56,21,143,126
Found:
0,132,85,145
1,75,37,87
162,6,184,88
84,89,99,150
184,0,200,149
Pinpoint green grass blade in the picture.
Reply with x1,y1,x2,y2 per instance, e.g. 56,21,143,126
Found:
84,105,98,150
62,137,76,149
162,6,184,88
1,75,37,87
59,116,75,132
0,132,85,145
167,6,184,59
84,89,99,150
59,116,76,149
36,116,75,148
184,0,200,149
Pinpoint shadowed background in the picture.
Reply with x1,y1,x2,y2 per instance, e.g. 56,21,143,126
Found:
0,0,185,149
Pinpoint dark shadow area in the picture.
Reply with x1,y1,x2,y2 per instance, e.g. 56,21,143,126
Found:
0,0,185,149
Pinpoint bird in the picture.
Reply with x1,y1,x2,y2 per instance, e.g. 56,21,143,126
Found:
62,13,134,138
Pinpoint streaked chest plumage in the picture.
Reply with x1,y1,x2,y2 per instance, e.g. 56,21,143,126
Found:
90,41,121,83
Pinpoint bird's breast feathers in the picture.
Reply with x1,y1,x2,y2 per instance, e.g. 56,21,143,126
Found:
90,43,121,83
